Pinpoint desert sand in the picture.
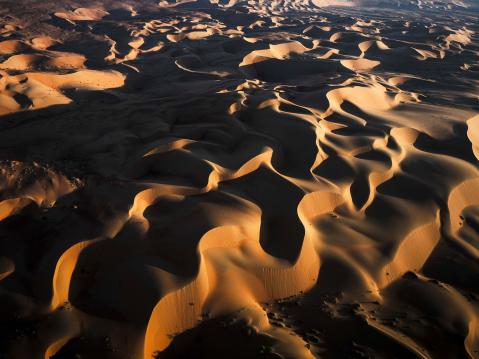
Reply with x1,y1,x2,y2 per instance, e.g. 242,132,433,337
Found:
0,0,478,358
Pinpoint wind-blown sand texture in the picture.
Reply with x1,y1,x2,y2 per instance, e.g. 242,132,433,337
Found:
0,0,478,358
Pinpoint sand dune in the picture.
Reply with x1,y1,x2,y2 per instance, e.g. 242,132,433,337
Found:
0,0,478,358
0,52,86,71
54,8,110,23
0,39,29,55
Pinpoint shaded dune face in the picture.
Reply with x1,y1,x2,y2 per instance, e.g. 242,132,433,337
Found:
0,1,479,359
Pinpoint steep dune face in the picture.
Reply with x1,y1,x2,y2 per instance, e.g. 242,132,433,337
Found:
0,0,478,358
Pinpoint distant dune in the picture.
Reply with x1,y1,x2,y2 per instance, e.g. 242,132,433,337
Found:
0,1,478,359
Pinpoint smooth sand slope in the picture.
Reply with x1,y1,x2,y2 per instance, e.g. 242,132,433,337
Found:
0,0,478,358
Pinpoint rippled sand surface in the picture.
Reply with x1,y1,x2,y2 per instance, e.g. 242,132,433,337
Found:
0,1,478,358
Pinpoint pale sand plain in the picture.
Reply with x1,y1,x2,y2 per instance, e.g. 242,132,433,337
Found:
0,0,478,358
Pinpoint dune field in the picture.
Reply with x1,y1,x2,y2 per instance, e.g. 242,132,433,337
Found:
0,0,478,358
